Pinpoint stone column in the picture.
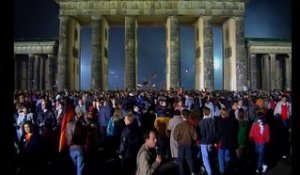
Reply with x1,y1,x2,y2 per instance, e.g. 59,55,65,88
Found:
275,56,282,90
14,54,18,89
91,16,102,90
101,18,110,91
33,55,40,90
27,55,34,90
166,16,180,90
194,18,204,90
222,18,235,90
57,16,70,90
202,17,213,90
262,54,270,90
250,54,257,90
39,56,45,90
124,16,138,90
234,17,247,91
269,54,276,90
285,55,292,91
21,58,28,90
45,54,54,90
223,17,247,91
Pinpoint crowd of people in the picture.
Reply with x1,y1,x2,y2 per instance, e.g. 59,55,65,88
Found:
13,88,292,175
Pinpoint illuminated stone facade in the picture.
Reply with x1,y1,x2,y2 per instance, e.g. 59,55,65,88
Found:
13,1,292,91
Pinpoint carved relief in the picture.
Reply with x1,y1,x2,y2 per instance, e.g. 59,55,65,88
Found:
225,28,229,42
197,47,201,58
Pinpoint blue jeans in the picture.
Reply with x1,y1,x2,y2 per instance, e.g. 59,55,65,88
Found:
218,149,231,174
69,146,85,175
255,144,265,170
200,144,212,175
282,119,290,128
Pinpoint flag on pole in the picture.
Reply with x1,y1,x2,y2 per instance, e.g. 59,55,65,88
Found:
151,73,158,79
59,102,75,152
142,80,149,85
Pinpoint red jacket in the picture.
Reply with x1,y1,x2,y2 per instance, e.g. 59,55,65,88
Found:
249,122,270,144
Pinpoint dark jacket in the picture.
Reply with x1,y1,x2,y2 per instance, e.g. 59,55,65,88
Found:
199,117,216,144
119,123,140,158
216,117,238,149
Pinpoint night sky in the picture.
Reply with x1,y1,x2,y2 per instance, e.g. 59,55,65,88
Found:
14,0,291,90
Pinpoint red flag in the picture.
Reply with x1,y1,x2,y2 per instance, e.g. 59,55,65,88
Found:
59,104,75,152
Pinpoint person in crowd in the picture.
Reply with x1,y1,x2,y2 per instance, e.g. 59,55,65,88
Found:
249,111,270,174
106,107,125,157
118,113,140,175
66,110,87,175
19,121,41,175
173,109,198,175
236,108,249,160
136,129,162,175
274,95,291,129
199,107,217,175
215,108,238,175
36,99,56,163
167,109,183,163
273,95,291,159
98,99,114,142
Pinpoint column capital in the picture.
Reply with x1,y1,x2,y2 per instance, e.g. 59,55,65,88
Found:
91,15,102,21
262,54,269,59
197,16,212,20
58,15,70,22
232,16,244,21
34,54,39,59
125,16,137,21
28,54,34,58
269,53,276,58
47,54,54,58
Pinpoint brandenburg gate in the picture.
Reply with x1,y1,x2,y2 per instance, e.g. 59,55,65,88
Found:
55,0,247,91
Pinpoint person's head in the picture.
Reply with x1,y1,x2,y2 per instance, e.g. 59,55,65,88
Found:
41,100,47,110
256,111,265,122
203,107,211,117
22,121,34,134
96,100,102,107
237,108,245,120
56,100,63,110
220,108,229,118
281,96,287,103
18,94,25,103
133,105,139,112
181,109,190,120
18,106,27,115
75,110,84,120
78,98,83,105
238,99,243,106
144,129,157,149
231,101,238,111
173,109,181,116
124,112,134,125
15,102,22,112
113,107,122,121
176,100,182,107
92,100,97,107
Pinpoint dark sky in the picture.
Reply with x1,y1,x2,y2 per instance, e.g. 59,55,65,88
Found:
14,0,291,90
